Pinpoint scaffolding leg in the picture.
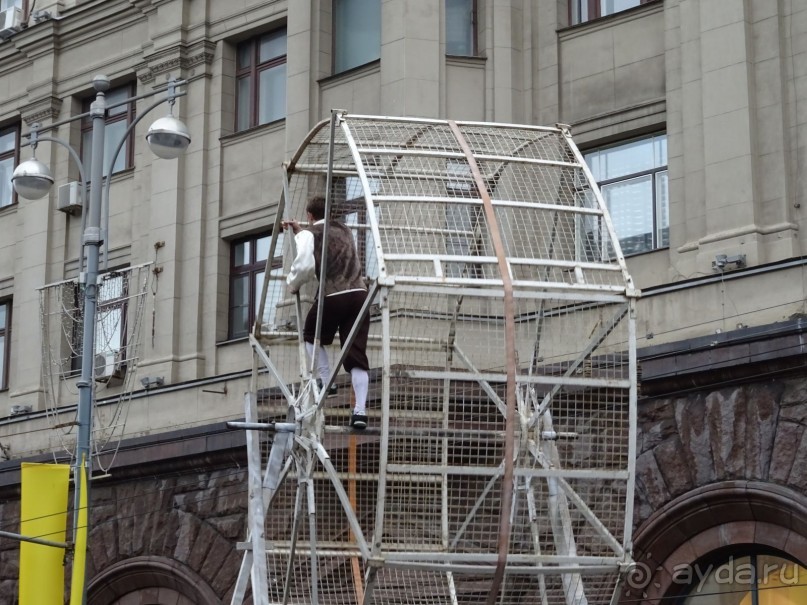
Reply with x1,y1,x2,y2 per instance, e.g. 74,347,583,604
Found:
230,550,253,605
245,392,270,604
542,411,588,605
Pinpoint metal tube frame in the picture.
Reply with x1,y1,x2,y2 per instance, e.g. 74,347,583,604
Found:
238,114,639,604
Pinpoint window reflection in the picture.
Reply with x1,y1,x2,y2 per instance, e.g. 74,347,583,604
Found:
446,0,476,56
235,28,287,131
571,0,649,25
584,133,668,256
81,84,135,177
333,0,381,73
0,124,18,208
229,231,284,339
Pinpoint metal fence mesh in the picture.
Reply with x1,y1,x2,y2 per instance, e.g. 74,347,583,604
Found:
246,115,637,605
38,263,152,469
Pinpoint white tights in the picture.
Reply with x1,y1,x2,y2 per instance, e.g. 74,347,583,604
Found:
305,342,368,414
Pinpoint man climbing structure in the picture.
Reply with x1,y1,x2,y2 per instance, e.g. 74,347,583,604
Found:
283,196,370,429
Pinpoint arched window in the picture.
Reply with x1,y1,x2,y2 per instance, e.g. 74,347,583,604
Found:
676,549,807,604
87,556,220,605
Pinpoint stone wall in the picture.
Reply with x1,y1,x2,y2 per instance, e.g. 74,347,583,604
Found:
0,465,249,604
635,377,807,529
627,374,807,602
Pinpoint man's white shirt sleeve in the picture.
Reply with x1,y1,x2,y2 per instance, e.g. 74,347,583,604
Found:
286,230,315,292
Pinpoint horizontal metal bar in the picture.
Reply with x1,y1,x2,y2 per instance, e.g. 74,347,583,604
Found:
347,114,563,134
266,547,364,557
355,147,579,168
261,543,622,569
305,470,442,483
383,561,620,576
226,421,297,432
267,540,446,552
388,283,628,303
0,530,69,550
406,370,631,389
386,464,629,479
384,253,623,273
389,275,627,294
372,195,604,215
38,261,154,290
288,164,360,175
384,552,622,565
384,253,498,264
259,328,446,348
323,425,507,439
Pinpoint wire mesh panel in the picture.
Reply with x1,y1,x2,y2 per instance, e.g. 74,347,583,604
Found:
39,263,152,469
242,114,638,605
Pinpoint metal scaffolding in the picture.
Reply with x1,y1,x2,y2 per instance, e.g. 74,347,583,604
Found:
231,112,639,605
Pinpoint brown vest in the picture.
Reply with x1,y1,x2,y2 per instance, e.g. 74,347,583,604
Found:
309,221,366,295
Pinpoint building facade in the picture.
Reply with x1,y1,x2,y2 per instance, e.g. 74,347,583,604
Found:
0,0,805,602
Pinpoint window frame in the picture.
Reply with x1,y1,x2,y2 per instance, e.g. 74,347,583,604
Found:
0,122,20,210
234,27,288,132
228,232,284,340
68,269,131,378
95,272,129,371
445,0,478,57
81,82,136,176
569,0,656,26
0,299,10,391
674,548,807,604
584,132,668,257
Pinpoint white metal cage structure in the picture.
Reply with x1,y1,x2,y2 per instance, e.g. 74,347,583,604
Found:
234,114,639,605
38,263,153,468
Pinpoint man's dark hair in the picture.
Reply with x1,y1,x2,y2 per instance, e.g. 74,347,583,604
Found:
306,196,326,220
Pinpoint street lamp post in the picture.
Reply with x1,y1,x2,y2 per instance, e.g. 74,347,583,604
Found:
12,74,191,603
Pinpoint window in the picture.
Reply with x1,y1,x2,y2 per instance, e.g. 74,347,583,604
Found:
339,176,379,279
446,0,476,56
235,28,287,132
229,232,285,339
0,300,9,390
81,84,135,177
444,159,482,278
94,273,128,379
677,551,807,604
0,124,19,209
570,0,654,25
584,133,668,256
333,0,381,73
69,271,130,380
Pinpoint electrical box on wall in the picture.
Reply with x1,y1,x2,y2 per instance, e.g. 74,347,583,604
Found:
57,182,83,215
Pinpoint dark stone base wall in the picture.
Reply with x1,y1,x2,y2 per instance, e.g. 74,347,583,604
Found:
0,464,249,604
636,379,794,528
626,374,807,603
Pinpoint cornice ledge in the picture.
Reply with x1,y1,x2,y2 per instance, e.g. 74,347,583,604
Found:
136,41,216,84
127,0,158,16
20,95,63,126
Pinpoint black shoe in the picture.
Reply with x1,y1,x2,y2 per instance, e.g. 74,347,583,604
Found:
350,413,368,430
317,379,338,398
